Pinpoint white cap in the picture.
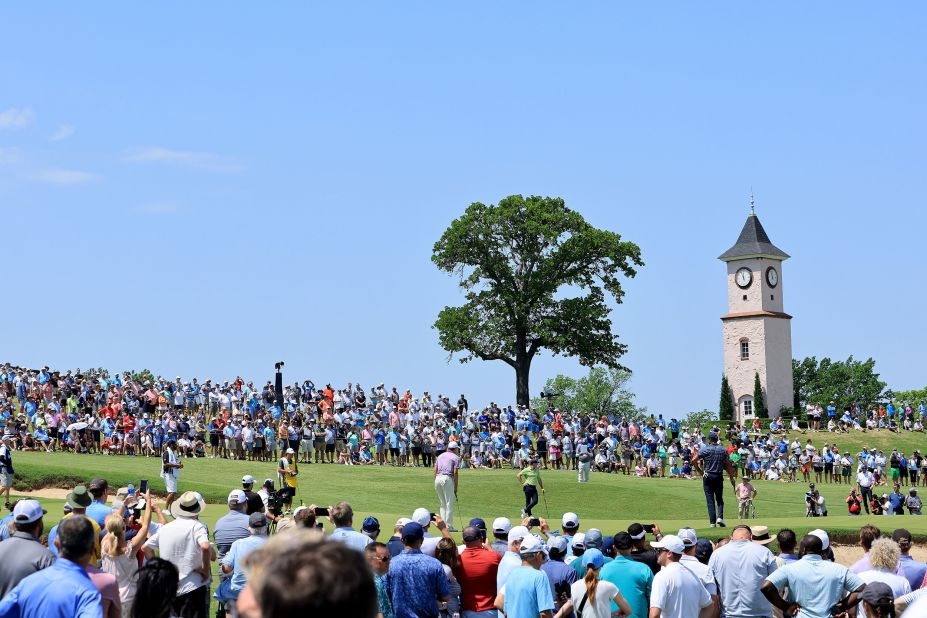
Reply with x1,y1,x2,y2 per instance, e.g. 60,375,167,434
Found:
562,512,579,529
227,489,247,504
492,517,512,534
412,507,431,527
508,525,530,544
809,528,830,550
395,517,412,528
292,506,309,518
519,534,546,555
447,441,459,450
286,447,295,454
651,534,686,555
12,500,46,525
677,528,698,547
571,532,586,549
242,475,256,484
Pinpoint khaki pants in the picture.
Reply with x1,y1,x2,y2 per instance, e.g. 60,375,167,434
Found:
435,474,455,528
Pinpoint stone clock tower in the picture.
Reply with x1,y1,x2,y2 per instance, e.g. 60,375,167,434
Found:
719,209,793,421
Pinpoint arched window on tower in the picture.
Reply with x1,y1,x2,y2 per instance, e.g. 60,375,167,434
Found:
739,338,750,360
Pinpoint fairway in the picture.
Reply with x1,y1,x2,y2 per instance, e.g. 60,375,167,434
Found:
12,434,927,545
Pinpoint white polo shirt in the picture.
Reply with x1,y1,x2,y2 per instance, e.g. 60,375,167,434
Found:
651,560,711,618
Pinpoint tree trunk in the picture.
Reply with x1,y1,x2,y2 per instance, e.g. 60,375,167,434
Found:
515,355,531,407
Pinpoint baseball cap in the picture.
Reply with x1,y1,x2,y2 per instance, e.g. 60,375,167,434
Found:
562,512,579,530
892,528,912,545
469,517,487,533
508,525,530,544
286,447,295,454
242,475,256,484
447,441,459,450
571,532,586,549
582,548,606,570
401,522,425,540
547,535,568,553
677,528,698,547
12,500,46,525
412,507,431,527
249,512,268,528
492,517,512,534
362,516,380,532
87,478,107,492
519,534,545,555
613,532,633,550
395,517,411,528
227,490,247,504
809,529,830,550
627,523,646,540
651,534,685,555
858,581,894,607
584,528,603,549
695,538,714,563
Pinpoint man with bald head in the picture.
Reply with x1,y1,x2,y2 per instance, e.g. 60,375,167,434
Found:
762,534,865,618
708,524,777,618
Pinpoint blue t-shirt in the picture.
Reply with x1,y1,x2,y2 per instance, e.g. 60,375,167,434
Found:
503,566,555,618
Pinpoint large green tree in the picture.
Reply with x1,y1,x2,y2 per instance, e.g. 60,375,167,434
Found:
719,375,735,422
533,366,646,419
792,355,887,408
753,371,767,418
432,195,643,405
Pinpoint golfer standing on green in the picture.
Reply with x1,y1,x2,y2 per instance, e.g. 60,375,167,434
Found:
517,458,544,518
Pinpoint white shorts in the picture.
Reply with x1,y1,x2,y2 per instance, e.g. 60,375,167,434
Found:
164,474,178,493
0,472,12,488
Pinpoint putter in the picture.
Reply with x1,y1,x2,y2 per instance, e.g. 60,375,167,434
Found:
542,490,551,519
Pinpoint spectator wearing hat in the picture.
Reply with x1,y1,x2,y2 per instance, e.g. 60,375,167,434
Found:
498,525,531,593
678,528,719,613
387,521,451,618
0,499,54,597
567,533,586,567
328,501,374,552
627,523,661,575
904,488,922,515
49,485,102,564
541,535,577,617
434,440,461,531
0,433,14,509
216,512,270,607
276,447,299,509
892,528,926,590
454,524,501,618
858,582,896,618
650,534,712,618
569,548,632,618
0,516,103,617
600,532,653,618
494,533,554,618
216,489,251,568
161,438,183,511
388,518,411,557
561,512,580,543
572,529,611,579
240,475,265,515
86,477,111,528
362,516,381,541
143,491,213,618
491,517,512,557
707,524,776,618
762,534,864,618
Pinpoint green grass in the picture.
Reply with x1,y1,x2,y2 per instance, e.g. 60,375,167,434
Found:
11,428,927,546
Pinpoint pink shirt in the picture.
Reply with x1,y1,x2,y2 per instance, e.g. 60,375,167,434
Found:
735,482,755,500
435,451,460,476
86,565,121,618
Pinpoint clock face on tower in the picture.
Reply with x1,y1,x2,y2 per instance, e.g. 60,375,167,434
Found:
735,267,753,289
766,267,779,288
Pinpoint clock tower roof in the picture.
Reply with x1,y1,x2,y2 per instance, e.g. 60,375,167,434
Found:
719,212,790,262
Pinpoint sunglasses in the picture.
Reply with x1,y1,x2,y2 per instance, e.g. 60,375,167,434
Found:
372,555,391,562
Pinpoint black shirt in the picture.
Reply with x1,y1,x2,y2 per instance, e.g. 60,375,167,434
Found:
629,549,660,575
243,490,264,515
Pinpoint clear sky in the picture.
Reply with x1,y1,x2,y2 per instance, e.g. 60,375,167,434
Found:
2,3,925,414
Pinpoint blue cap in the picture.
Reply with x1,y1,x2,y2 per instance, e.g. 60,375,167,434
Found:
582,548,606,570
469,517,487,532
362,516,380,532
401,522,425,540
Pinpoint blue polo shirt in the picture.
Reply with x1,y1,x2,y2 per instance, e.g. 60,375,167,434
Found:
386,548,450,618
86,500,111,529
599,555,653,618
502,565,554,618
0,558,102,618
765,554,863,618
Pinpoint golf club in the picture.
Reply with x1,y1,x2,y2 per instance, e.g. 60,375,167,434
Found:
542,489,551,519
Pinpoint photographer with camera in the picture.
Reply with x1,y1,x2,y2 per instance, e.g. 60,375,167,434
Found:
805,484,827,517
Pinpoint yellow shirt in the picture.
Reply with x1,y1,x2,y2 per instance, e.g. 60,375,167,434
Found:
520,467,541,487
59,513,102,564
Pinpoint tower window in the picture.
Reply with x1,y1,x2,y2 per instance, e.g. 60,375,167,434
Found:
742,295,747,301
740,340,749,360
770,294,774,300
743,399,753,416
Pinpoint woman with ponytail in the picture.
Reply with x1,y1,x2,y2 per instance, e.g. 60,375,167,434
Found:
566,548,632,618
101,491,154,617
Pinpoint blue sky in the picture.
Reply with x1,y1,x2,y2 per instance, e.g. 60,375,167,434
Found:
2,4,925,412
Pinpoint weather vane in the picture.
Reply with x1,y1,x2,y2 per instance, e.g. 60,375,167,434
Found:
749,189,756,215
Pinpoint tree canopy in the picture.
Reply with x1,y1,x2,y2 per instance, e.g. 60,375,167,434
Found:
792,355,887,409
533,366,646,419
432,195,642,405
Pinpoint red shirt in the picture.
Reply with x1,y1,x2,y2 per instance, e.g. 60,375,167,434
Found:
453,546,501,612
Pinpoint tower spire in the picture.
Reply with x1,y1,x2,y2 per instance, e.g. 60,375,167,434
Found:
750,189,755,216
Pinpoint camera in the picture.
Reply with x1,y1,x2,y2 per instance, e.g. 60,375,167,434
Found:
266,489,285,517
275,361,285,371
